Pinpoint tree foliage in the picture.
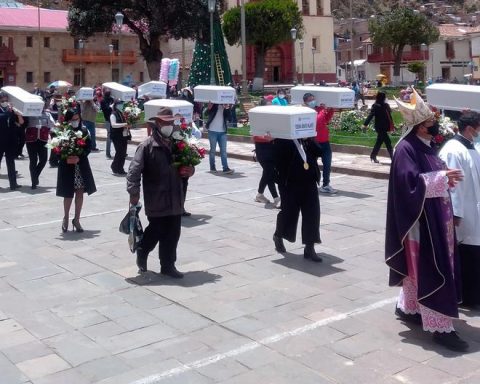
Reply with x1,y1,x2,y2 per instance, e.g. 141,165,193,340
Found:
222,0,303,88
369,7,439,82
67,0,213,80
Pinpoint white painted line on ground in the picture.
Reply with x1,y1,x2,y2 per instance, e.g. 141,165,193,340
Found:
129,296,397,384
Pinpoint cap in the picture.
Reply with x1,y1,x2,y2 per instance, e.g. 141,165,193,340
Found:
148,107,181,122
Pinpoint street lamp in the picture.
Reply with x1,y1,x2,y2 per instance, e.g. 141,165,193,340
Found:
108,44,114,81
37,0,42,86
430,47,434,80
115,12,124,84
420,43,427,83
290,28,297,85
312,47,316,85
79,39,84,86
208,0,216,85
240,0,248,96
299,39,304,85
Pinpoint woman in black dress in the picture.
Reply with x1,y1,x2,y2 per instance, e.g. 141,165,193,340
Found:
56,109,96,232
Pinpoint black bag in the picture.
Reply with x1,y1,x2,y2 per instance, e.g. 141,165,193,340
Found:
119,204,144,253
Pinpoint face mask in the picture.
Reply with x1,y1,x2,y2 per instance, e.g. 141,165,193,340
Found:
473,129,480,144
70,121,80,128
0,102,8,108
174,119,181,126
278,94,285,99
116,103,124,111
307,100,316,108
56,102,62,107
427,122,440,136
160,125,173,137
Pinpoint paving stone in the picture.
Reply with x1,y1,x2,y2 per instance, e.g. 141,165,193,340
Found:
2,340,53,365
394,364,458,384
0,351,29,384
30,368,90,384
16,354,70,380
74,356,133,382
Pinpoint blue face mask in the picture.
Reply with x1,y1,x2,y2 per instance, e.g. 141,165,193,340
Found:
307,100,316,108
473,132,480,144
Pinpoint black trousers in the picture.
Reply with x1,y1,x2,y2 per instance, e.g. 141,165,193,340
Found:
255,142,278,198
16,126,26,157
371,130,393,159
182,177,189,209
458,244,480,305
141,215,181,269
0,146,17,188
111,135,128,173
49,150,59,166
26,140,47,185
275,181,320,245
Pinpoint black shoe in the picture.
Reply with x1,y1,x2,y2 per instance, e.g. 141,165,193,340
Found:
106,154,112,159
136,249,148,273
10,184,21,191
182,210,192,217
370,155,380,163
223,168,234,174
394,307,422,325
161,266,184,279
273,235,286,253
49,162,58,168
432,331,469,352
304,245,323,262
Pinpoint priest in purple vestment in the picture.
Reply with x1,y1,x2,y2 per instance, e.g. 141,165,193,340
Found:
385,88,468,352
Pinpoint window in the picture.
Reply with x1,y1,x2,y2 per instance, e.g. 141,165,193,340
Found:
73,68,85,86
312,37,319,51
0,36,3,46
26,71,33,83
26,36,33,47
446,41,455,59
139,71,144,82
44,37,50,48
112,68,119,82
316,0,323,15
44,72,51,83
302,0,309,15
111,39,119,51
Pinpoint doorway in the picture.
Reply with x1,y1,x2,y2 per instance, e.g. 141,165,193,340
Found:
273,66,280,83
0,70,4,87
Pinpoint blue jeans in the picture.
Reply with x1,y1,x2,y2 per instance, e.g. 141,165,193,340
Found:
315,141,332,187
208,130,228,170
105,121,112,156
83,120,96,150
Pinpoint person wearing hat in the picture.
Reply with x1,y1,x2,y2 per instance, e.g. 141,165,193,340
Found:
386,88,468,352
127,107,194,278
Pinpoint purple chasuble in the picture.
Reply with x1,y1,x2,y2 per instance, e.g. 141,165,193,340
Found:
385,132,461,318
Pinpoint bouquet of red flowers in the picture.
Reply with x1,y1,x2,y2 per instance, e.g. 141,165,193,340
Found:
46,122,88,162
171,119,206,167
123,100,142,125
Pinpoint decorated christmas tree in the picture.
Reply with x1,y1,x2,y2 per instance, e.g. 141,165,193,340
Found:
188,17,233,87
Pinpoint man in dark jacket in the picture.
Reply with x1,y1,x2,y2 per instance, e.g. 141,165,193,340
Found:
127,107,194,278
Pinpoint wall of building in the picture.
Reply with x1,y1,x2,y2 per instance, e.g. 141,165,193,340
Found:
430,39,472,81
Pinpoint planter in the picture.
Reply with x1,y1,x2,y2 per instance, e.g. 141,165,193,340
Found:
66,156,79,165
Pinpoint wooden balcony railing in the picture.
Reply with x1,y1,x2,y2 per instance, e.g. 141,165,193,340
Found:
62,49,137,64
367,51,429,63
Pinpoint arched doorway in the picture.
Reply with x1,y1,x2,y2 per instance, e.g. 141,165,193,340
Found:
265,47,283,83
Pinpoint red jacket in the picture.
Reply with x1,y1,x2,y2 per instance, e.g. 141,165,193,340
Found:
315,107,334,143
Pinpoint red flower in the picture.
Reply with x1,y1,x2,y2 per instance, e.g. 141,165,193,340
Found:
53,147,61,154
77,139,86,147
181,123,188,130
198,147,206,157
434,134,444,144
177,141,186,151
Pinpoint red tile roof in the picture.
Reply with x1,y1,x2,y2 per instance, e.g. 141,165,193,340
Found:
438,24,479,38
0,7,68,31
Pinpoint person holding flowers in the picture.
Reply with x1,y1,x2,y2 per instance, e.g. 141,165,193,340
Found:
127,107,196,277
52,109,96,233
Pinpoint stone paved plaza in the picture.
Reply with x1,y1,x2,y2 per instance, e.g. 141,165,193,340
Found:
0,142,479,384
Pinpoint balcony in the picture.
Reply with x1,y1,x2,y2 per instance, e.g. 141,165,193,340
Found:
367,50,429,63
62,49,137,64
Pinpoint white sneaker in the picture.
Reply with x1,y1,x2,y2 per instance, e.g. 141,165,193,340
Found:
319,185,338,194
255,193,271,203
273,197,281,208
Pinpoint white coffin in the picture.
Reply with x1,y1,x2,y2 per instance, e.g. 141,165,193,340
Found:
193,85,236,104
138,81,167,98
426,84,480,112
249,105,317,139
144,99,194,123
102,82,136,102
290,86,355,109
1,86,44,116
76,87,94,101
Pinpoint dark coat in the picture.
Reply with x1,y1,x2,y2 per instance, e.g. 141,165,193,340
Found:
0,107,17,154
56,126,96,198
363,102,393,132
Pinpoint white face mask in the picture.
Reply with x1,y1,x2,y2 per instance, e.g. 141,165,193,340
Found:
307,100,316,108
0,101,8,108
278,94,285,99
174,119,181,126
56,102,62,107
473,130,480,144
160,125,173,137
70,121,80,128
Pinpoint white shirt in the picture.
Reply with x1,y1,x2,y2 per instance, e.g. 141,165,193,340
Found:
209,105,225,132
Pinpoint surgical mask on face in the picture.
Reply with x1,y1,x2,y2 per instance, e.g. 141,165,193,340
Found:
307,100,316,108
174,119,181,126
473,129,480,144
160,125,173,137
0,102,8,108
70,121,80,128
278,94,285,99
427,122,440,136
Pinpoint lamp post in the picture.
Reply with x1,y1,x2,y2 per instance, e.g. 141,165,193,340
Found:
290,28,297,85
420,43,427,83
299,40,305,85
240,0,248,96
311,47,316,85
115,12,124,84
108,44,114,81
37,0,42,86
430,47,434,80
79,39,84,86
208,0,216,85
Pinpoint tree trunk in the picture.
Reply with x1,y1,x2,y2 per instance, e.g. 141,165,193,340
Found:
138,33,163,81
392,46,404,86
252,46,266,91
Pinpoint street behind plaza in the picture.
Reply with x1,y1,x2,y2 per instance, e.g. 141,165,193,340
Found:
0,143,479,384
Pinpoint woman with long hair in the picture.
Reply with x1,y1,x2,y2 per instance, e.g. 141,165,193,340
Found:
363,91,394,163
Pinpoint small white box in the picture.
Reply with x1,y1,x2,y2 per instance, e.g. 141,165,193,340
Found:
144,99,194,123
249,105,317,139
194,85,236,104
290,86,355,109
138,81,167,98
102,82,136,102
426,84,480,112
1,86,44,116
76,87,94,101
